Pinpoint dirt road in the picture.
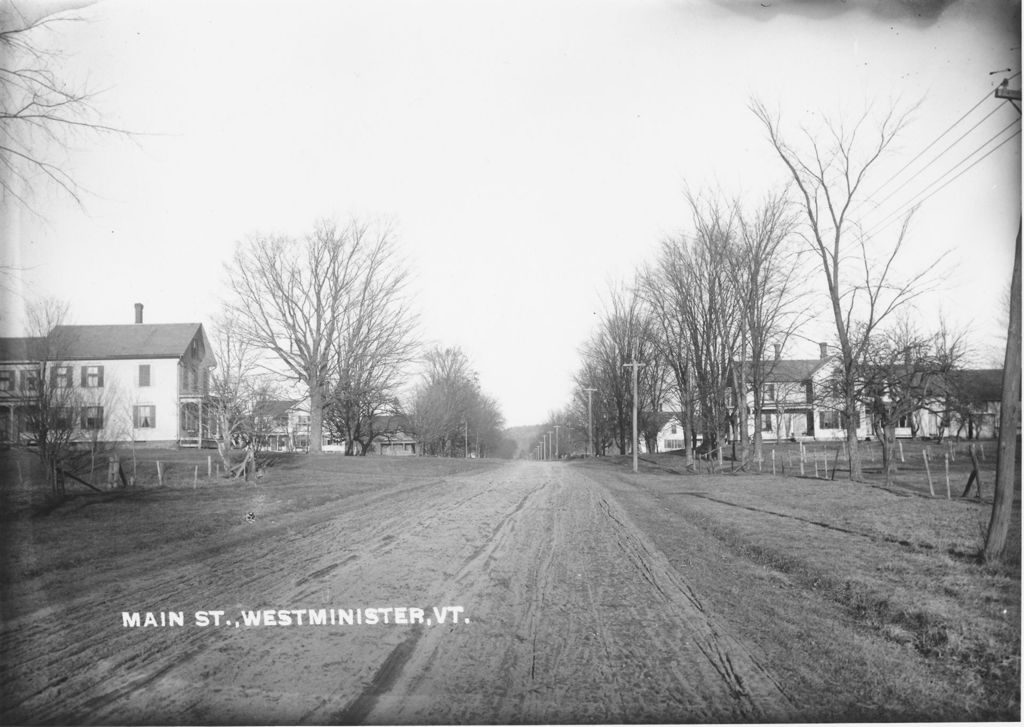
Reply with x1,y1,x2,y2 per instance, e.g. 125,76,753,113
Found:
0,459,806,724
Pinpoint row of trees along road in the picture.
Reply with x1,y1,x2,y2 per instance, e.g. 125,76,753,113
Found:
406,346,509,458
566,187,808,469
561,98,1019,561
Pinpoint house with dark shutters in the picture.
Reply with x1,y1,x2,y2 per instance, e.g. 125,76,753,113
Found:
0,304,216,447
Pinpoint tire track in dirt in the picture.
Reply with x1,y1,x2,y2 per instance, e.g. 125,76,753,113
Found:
358,462,796,724
76,463,544,725
1,464,508,725
4,460,800,724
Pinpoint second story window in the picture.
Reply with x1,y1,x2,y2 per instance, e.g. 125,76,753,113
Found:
764,383,775,401
0,371,12,391
81,365,104,388
52,366,72,388
139,364,151,387
22,370,39,392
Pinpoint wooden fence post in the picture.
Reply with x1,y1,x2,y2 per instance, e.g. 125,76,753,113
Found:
944,454,951,499
107,455,119,489
156,461,163,487
962,444,983,499
771,449,776,476
207,456,212,478
193,465,198,489
923,450,934,496
898,440,905,463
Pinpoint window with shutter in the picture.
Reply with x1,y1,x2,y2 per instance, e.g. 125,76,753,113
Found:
83,366,104,388
22,370,39,392
51,366,72,388
139,364,151,387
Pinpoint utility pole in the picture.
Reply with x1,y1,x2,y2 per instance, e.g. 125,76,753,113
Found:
985,75,1022,562
553,425,560,460
464,420,469,458
583,387,597,457
623,361,645,473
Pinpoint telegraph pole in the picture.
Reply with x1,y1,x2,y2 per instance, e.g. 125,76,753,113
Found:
623,361,645,473
985,75,1021,562
553,425,560,460
583,387,597,456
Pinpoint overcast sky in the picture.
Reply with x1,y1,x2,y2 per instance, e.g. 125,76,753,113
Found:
1,0,1020,426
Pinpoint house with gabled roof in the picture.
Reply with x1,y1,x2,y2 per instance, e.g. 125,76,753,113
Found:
737,342,873,442
0,304,216,447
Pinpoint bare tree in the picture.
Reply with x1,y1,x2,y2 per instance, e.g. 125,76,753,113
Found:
858,318,964,485
227,219,392,453
325,230,418,455
752,99,942,480
730,189,806,466
679,192,744,456
406,346,478,456
578,284,661,456
22,297,76,495
641,242,697,468
0,1,127,210
205,311,283,472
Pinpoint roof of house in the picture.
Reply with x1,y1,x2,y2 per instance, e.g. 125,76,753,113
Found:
48,323,206,360
257,400,305,419
0,337,45,362
736,358,830,383
950,368,1004,402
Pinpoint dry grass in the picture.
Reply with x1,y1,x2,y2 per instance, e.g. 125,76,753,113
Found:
580,457,1022,721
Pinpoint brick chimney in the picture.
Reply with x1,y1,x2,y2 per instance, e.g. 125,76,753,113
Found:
773,343,781,360
134,303,144,324
819,342,828,360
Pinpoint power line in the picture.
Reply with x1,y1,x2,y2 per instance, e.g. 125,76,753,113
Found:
868,88,994,198
867,71,1021,201
867,103,1004,215
864,114,1021,235
864,125,1021,240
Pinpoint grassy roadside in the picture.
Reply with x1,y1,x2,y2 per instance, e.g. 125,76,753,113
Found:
581,458,1021,721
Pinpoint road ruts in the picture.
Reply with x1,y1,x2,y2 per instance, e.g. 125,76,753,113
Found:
356,461,796,724
1,460,796,724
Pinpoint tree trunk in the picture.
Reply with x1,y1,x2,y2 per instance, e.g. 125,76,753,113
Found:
882,424,897,486
984,218,1022,563
308,383,323,453
844,391,863,480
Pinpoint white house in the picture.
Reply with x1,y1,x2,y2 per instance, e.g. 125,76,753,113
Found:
0,304,216,447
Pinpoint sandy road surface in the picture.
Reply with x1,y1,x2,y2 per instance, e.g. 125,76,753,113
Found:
1,460,796,724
